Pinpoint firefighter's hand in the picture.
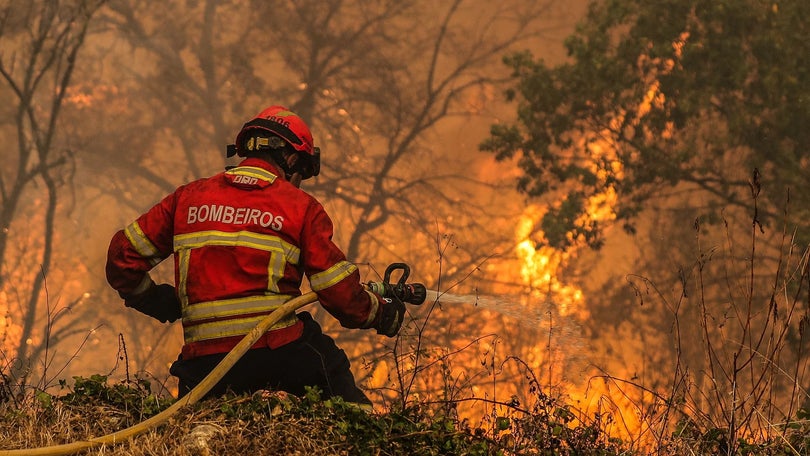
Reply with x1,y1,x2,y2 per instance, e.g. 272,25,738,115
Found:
124,283,182,323
374,297,405,337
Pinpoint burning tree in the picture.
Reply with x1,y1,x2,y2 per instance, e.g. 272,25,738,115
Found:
482,0,810,250
484,0,810,449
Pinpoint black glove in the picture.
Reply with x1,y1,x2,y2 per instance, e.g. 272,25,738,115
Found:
374,296,405,338
124,283,182,323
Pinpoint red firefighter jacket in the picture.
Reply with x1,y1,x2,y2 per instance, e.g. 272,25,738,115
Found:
106,158,382,359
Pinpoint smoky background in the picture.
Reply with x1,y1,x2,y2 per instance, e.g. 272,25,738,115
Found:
3,0,806,441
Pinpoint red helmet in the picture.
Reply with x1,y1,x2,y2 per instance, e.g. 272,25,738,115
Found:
232,105,314,156
228,105,320,179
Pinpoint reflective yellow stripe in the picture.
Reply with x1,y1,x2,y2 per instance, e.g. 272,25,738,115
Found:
309,261,357,291
183,295,290,320
124,221,160,264
177,249,191,308
173,230,300,264
173,231,298,296
362,290,380,328
183,313,298,343
267,251,285,293
225,166,277,183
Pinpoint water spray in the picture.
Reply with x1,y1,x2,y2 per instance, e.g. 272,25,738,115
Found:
424,289,550,325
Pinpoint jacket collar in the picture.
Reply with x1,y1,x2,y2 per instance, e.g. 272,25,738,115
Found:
236,157,285,181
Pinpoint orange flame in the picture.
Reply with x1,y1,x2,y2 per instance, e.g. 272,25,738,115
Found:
511,137,660,444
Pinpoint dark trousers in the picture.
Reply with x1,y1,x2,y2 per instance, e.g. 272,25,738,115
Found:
169,312,371,405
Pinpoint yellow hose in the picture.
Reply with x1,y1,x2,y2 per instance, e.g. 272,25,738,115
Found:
0,292,319,456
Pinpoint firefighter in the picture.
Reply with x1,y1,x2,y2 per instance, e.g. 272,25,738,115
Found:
105,105,404,405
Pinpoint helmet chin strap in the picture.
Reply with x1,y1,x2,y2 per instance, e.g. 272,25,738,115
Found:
289,172,303,188
272,149,303,186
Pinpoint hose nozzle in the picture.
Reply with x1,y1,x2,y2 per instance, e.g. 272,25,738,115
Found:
367,263,426,305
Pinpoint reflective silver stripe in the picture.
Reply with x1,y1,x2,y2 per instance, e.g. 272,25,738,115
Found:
183,313,298,343
361,290,380,328
225,166,277,183
183,295,290,321
124,221,160,263
309,261,357,291
173,230,300,264
130,274,154,296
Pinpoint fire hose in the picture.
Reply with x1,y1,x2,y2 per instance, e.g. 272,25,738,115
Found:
0,263,426,456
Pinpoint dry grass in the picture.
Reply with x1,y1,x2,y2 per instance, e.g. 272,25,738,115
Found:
2,391,368,455
0,377,502,456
